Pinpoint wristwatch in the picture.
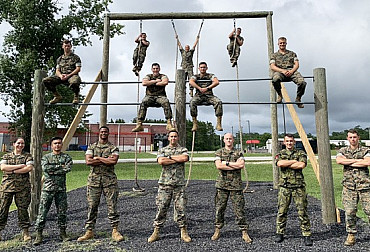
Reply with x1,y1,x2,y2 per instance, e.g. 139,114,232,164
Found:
226,161,229,166
168,155,172,159
207,87,211,91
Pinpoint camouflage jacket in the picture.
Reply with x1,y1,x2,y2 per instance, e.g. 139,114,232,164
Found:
135,40,150,55
157,144,188,186
337,146,370,190
270,50,298,70
228,35,244,49
180,48,195,68
41,152,72,192
144,73,168,96
276,148,307,188
191,73,217,96
0,151,33,192
56,52,82,74
214,147,244,190
86,141,119,187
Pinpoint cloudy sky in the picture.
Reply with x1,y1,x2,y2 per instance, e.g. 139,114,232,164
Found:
1,0,369,136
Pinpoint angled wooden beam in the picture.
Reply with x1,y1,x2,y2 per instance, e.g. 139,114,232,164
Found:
62,70,103,151
280,83,320,183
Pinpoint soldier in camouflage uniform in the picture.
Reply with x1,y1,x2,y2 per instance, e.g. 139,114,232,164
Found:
270,37,306,108
336,129,370,246
42,39,82,104
275,134,313,246
211,133,252,243
0,138,33,242
189,62,223,132
132,63,176,132
132,32,150,76
33,137,73,245
77,126,124,242
147,130,191,243
175,34,200,97
227,27,244,67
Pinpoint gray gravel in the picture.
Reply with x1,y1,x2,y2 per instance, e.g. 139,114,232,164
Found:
1,180,369,251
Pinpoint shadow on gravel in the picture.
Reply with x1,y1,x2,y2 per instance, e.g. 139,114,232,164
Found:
1,180,369,251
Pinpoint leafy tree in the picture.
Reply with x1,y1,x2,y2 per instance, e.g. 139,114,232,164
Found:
0,0,123,150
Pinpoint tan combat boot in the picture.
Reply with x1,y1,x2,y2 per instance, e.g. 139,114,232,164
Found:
72,93,79,104
60,229,70,242
242,230,252,244
33,230,43,246
77,229,94,242
216,116,223,131
49,92,62,104
344,233,355,246
112,227,124,242
166,119,176,131
132,121,144,132
295,96,304,108
211,227,221,241
22,228,31,242
276,91,283,103
148,227,160,243
180,227,191,243
192,117,198,132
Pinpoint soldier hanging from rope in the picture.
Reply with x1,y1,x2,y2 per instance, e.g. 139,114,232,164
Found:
132,32,150,76
175,35,199,97
227,27,244,67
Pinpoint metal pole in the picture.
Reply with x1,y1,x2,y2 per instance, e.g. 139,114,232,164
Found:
100,14,110,127
175,69,186,147
314,67,336,224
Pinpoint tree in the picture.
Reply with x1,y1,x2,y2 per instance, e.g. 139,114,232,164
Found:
0,0,123,149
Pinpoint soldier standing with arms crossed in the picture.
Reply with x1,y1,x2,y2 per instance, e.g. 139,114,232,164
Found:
77,126,124,242
148,130,191,243
336,129,370,246
211,133,252,243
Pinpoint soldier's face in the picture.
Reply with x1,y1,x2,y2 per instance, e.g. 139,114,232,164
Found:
51,139,63,152
185,45,190,51
283,136,295,150
223,133,234,148
62,43,72,53
99,128,109,141
168,132,178,146
199,64,207,74
13,138,25,152
236,28,241,35
278,40,287,51
152,65,160,75
347,133,359,147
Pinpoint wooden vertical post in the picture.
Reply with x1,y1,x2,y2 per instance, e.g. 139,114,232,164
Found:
175,69,186,147
314,68,336,224
266,13,279,189
29,70,47,221
100,14,110,127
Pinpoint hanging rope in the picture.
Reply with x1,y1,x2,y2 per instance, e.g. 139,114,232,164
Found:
282,104,287,135
185,131,196,187
230,18,238,63
171,19,179,128
195,19,204,74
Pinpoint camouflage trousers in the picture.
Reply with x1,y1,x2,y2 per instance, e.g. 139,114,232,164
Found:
0,189,31,230
153,185,187,228
138,95,173,121
276,186,311,236
190,94,223,117
227,44,241,63
272,71,307,98
85,184,119,230
133,48,146,72
43,75,81,95
342,186,370,233
34,190,67,231
214,188,248,230
182,67,194,91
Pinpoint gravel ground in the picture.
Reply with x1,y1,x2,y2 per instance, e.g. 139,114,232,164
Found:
1,180,369,251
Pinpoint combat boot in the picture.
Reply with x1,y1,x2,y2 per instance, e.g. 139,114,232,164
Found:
211,227,221,241
216,116,223,131
132,121,144,132
49,92,62,104
112,227,124,242
33,230,43,246
77,229,94,242
295,96,304,108
304,236,313,246
72,93,79,104
60,229,70,242
276,91,283,103
148,227,160,243
242,230,252,244
344,233,355,246
166,119,176,131
275,233,284,243
180,227,191,243
191,117,198,132
22,228,31,242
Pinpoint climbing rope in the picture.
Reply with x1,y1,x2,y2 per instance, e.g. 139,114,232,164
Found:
230,18,237,63
185,131,196,187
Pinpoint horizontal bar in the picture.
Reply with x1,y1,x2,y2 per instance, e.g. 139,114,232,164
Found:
46,102,315,106
107,11,273,21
